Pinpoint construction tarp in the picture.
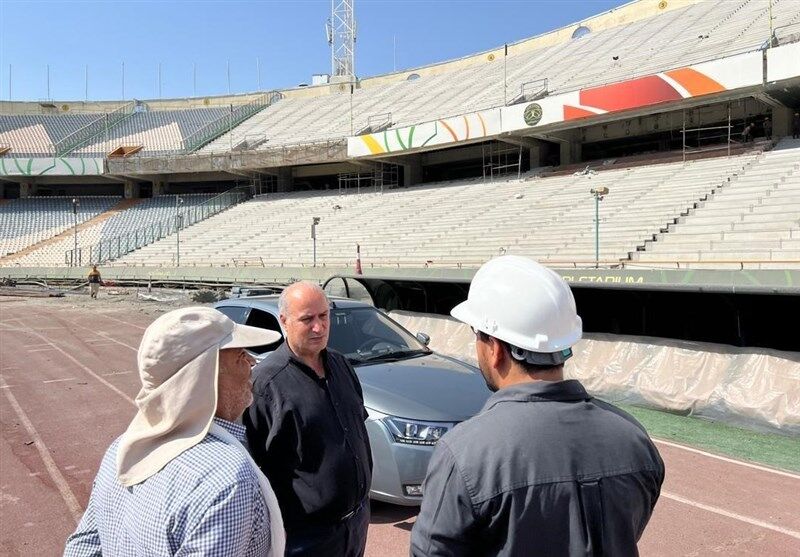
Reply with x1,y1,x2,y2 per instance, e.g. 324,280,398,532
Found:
389,310,800,434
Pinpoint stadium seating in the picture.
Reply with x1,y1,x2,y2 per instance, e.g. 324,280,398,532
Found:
0,108,230,157
0,115,99,157
76,108,230,156
200,0,800,151
107,147,800,269
631,138,800,268
0,196,119,258
3,194,216,267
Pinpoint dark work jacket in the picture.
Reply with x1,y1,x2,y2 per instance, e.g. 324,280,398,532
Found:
244,342,372,530
410,380,664,557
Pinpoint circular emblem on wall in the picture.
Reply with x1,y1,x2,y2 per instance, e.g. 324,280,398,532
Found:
487,53,495,61
61,104,70,112
658,1,668,10
523,103,543,126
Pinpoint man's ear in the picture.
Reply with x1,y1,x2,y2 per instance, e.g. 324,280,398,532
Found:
279,314,287,328
489,336,506,370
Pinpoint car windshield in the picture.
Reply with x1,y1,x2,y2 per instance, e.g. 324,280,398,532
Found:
328,307,430,364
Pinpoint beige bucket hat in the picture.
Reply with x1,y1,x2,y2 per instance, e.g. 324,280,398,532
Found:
116,306,281,487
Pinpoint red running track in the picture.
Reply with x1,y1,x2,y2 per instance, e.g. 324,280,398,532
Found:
1,300,798,556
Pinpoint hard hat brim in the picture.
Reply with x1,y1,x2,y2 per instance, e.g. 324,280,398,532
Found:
450,299,480,330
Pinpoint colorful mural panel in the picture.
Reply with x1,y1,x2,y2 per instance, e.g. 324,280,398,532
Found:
347,109,501,158
0,157,104,176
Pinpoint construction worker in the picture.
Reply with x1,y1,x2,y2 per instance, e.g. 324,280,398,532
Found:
411,256,664,556
88,265,102,299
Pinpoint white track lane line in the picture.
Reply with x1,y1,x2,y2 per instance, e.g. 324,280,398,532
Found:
1,326,67,332
662,490,800,540
78,330,138,352
654,439,800,480
46,314,139,353
42,378,76,384
93,312,147,331
20,328,133,405
0,376,83,525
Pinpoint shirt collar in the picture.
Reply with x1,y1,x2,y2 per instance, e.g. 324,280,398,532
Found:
281,342,330,379
212,417,247,443
480,379,590,414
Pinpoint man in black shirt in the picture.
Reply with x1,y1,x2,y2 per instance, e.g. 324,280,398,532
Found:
245,281,372,557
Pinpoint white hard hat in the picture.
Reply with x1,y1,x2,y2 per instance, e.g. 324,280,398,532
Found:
451,256,582,364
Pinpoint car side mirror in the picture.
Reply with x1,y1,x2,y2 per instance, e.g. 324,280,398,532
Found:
416,332,431,347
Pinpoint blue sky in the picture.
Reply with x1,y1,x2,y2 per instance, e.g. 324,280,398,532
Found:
0,0,626,101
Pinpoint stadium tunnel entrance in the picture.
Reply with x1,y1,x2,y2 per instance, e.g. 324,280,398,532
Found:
323,275,799,352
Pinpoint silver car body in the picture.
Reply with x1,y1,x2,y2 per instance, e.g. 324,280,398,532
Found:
214,295,490,506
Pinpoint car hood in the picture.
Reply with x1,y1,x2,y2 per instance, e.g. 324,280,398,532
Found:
356,352,491,422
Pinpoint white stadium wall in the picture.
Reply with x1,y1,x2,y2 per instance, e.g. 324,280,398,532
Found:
766,42,800,83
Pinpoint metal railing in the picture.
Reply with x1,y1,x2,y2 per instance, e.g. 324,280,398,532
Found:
65,186,253,266
181,92,283,153
357,112,393,134
54,102,136,156
511,78,548,105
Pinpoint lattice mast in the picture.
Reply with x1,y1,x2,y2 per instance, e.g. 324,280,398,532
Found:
327,0,356,79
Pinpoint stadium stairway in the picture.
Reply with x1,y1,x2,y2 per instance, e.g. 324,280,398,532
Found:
631,138,800,269
0,198,142,266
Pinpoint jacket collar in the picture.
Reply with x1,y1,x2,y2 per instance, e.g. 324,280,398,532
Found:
480,379,591,413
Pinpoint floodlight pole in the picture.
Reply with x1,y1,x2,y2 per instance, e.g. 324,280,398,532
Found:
72,198,79,267
769,0,774,48
590,187,609,269
175,196,183,267
312,217,321,267
594,194,600,269
503,44,508,106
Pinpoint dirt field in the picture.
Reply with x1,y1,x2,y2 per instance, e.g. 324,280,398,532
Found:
1,292,798,555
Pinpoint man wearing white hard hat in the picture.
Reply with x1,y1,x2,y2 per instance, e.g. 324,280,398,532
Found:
64,307,285,557
411,256,664,556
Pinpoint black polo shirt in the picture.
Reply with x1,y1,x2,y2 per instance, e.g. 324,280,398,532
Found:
244,342,373,529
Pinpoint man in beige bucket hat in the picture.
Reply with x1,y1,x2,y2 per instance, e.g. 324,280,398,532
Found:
64,307,285,556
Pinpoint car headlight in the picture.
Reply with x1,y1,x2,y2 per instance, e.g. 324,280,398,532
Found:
382,416,455,446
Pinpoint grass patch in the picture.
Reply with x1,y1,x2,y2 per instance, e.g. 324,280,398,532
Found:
616,404,800,473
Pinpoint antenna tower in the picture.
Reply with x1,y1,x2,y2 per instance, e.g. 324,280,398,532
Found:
326,0,356,79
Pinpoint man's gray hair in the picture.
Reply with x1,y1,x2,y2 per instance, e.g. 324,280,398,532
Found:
278,281,328,317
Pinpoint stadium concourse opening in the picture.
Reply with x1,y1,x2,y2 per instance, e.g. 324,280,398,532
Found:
323,276,800,352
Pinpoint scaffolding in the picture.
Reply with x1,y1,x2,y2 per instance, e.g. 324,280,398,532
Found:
482,143,523,181
681,104,733,162
338,162,399,194
252,174,278,195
